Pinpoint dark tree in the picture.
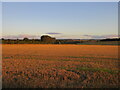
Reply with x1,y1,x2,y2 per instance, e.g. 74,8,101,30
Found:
1,38,4,40
41,35,56,44
23,37,29,41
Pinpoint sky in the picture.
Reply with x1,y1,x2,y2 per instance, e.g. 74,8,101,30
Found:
2,2,118,39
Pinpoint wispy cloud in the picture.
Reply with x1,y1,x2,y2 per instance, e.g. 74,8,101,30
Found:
46,32,62,35
82,34,119,39
2,34,40,39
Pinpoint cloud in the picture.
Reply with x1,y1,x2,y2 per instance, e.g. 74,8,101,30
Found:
2,34,40,39
55,34,119,39
1,34,119,39
82,34,119,39
46,32,62,35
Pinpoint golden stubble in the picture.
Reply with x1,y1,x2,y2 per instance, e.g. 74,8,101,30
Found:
2,44,119,88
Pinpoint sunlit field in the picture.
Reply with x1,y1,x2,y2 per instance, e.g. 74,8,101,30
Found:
2,44,120,88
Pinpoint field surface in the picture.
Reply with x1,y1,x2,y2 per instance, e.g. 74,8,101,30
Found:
2,44,120,88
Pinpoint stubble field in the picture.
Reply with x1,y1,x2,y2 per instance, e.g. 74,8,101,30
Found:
2,44,120,88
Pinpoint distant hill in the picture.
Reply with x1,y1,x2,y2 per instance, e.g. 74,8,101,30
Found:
99,38,120,41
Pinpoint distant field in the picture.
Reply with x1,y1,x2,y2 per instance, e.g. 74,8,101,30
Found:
2,44,120,88
78,41,120,45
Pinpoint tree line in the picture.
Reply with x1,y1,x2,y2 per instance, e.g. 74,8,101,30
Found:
1,35,118,44
1,35,81,44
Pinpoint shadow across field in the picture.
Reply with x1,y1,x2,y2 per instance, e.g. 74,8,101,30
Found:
64,56,119,60
2,55,119,61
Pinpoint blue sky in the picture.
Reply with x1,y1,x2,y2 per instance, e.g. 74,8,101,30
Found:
2,2,118,39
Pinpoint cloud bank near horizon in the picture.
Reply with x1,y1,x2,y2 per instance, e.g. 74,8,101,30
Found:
1,34,119,39
2,34,40,39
